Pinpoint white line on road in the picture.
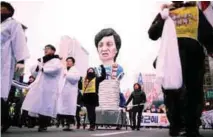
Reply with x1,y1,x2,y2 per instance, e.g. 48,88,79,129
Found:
91,131,132,136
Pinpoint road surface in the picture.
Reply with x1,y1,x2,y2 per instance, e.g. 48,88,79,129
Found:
2,127,213,137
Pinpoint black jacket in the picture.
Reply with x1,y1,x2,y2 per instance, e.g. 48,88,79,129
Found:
126,90,146,106
79,65,106,106
149,6,213,69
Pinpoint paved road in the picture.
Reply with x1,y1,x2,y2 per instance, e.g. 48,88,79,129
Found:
1,127,213,137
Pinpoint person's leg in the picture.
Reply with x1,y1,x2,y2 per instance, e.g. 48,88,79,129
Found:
85,105,93,129
90,106,96,130
163,89,182,136
56,114,60,127
63,115,74,131
76,107,81,129
1,98,11,133
132,107,137,130
38,114,48,132
184,68,204,136
137,106,143,130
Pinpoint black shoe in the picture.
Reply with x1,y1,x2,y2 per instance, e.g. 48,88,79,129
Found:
76,125,80,129
88,127,95,131
131,126,135,131
63,128,73,131
137,128,140,131
38,127,47,132
116,127,121,130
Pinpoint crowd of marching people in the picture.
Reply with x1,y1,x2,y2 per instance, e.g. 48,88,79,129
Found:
1,1,213,137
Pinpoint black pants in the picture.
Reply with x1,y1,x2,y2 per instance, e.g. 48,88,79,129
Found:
132,106,143,129
164,44,205,135
57,114,75,127
1,98,10,128
163,89,185,135
85,105,96,127
21,110,36,127
38,115,51,128
56,114,65,127
76,107,81,126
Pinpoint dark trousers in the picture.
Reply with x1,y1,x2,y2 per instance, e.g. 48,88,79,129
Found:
163,89,185,135
76,107,81,126
164,45,205,135
1,98,10,128
57,114,65,127
183,69,204,134
85,105,96,127
132,106,143,129
21,110,36,127
57,114,75,127
38,115,51,128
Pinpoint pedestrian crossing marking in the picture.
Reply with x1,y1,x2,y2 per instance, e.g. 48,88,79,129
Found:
91,131,132,136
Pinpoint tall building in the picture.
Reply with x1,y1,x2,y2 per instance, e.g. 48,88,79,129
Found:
135,73,163,104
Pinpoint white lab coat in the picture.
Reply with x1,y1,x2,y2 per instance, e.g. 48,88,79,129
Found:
57,66,80,116
22,58,62,118
1,18,30,98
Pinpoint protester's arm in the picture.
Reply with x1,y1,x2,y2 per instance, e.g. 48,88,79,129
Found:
198,10,213,55
66,72,80,85
97,65,106,83
148,13,165,41
42,59,61,76
11,21,30,62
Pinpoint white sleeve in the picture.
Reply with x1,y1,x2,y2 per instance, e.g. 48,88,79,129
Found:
43,59,62,76
66,73,80,85
11,21,30,62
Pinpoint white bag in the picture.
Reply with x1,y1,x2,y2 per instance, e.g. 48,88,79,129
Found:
156,9,183,90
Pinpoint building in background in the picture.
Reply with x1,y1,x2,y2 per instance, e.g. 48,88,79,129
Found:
133,73,163,106
59,35,89,77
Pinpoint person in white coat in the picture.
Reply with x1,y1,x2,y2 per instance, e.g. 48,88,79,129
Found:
22,45,62,132
1,1,30,133
57,57,80,131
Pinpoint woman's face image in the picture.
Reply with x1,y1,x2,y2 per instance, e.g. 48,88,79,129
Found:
97,36,117,63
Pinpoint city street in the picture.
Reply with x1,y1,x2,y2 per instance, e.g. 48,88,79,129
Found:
2,127,213,137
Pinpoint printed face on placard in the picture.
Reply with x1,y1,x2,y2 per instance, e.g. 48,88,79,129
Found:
97,36,117,63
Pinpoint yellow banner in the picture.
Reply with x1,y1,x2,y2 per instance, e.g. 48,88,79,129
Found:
83,78,96,93
170,6,199,40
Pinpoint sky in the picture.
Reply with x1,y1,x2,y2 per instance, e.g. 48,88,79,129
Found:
8,0,168,90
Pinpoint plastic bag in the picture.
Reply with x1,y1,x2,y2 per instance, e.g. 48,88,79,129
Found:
156,9,183,89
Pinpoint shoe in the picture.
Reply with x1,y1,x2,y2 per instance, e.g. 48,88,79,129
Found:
131,128,135,131
137,128,140,131
76,125,80,129
116,127,121,130
88,127,95,131
63,128,73,131
38,127,47,132
56,123,59,128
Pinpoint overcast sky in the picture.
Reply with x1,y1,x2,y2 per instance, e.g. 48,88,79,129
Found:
8,0,168,90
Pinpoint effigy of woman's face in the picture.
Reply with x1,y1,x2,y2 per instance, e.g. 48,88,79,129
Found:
97,36,117,63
